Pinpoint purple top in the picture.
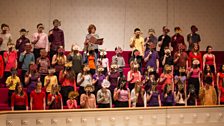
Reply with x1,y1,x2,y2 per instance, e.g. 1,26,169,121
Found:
27,73,40,93
144,50,159,70
48,27,64,51
148,92,160,106
161,92,175,105
93,74,106,91
109,71,120,91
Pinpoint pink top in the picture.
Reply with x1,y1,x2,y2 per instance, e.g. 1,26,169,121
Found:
80,94,96,109
127,71,141,83
66,99,78,109
32,32,49,51
3,51,17,71
191,68,200,78
118,89,129,102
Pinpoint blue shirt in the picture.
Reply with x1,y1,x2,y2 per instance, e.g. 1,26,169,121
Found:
19,53,35,70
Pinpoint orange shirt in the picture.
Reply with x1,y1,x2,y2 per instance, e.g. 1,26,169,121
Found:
88,55,96,69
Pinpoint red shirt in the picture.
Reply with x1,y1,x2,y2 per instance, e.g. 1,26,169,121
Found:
30,90,45,110
0,55,4,78
11,92,28,107
48,93,62,103
188,52,202,69
205,54,214,65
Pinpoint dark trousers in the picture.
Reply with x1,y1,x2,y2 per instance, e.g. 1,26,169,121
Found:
8,90,14,107
33,48,43,60
49,49,57,62
128,83,135,91
98,103,110,108
116,101,128,108
60,86,74,106
14,105,26,110
21,70,27,87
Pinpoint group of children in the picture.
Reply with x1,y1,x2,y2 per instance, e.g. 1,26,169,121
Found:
0,22,223,111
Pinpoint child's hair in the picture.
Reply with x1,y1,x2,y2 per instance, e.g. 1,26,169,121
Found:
219,64,224,73
14,82,24,96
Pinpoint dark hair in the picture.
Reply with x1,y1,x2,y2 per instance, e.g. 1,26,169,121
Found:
88,24,96,34
134,28,140,32
203,64,211,75
117,76,127,90
206,45,212,53
15,83,24,96
174,27,181,31
219,64,224,73
192,43,200,52
1,23,9,29
37,23,43,28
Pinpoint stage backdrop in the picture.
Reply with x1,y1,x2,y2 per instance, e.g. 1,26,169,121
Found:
0,0,224,51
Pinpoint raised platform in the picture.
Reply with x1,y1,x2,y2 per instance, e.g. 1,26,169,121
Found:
0,106,223,126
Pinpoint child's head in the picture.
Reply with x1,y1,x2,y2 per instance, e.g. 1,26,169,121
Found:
19,28,28,37
148,29,155,36
37,23,44,32
101,79,110,92
15,82,23,94
40,49,47,58
88,50,95,56
1,23,9,33
25,43,32,52
68,91,79,100
57,46,64,55
174,26,181,34
83,65,90,73
48,68,56,76
115,46,123,55
192,59,200,68
7,42,15,51
10,68,17,77
191,25,198,33
219,64,224,73
36,82,42,91
53,19,61,27
206,45,213,54
164,64,172,74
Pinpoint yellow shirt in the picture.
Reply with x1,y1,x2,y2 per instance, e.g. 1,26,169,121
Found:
6,76,20,90
130,37,144,56
44,75,58,92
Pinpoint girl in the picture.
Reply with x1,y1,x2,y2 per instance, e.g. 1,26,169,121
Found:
199,77,217,105
11,83,28,110
146,79,161,107
127,61,142,91
187,59,201,97
187,85,197,106
88,49,96,75
59,62,77,105
159,65,174,92
114,77,131,107
66,91,79,109
97,49,109,75
217,64,224,104
77,65,92,95
52,46,67,79
36,49,50,85
92,66,106,94
108,63,120,96
131,81,147,107
97,79,112,108
3,43,17,80
44,68,58,98
80,84,96,109
161,84,175,106
25,63,40,102
47,85,63,109
188,43,202,69
203,45,216,74
203,64,214,87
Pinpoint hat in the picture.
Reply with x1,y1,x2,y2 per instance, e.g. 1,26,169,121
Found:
147,66,154,72
72,44,80,51
164,48,171,54
84,84,95,92
68,91,79,99
65,62,72,67
100,49,107,56
48,68,56,73
110,64,118,69
10,68,17,74
101,79,111,88
97,66,104,72
115,46,123,54
192,59,200,65
20,28,28,33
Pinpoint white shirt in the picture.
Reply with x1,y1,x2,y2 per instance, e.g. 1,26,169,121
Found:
77,73,92,87
32,32,49,52
0,33,12,51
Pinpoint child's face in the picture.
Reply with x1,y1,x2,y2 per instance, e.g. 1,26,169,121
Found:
206,65,211,71
20,31,27,36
